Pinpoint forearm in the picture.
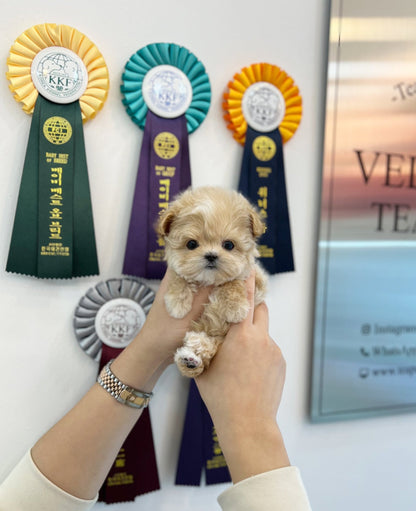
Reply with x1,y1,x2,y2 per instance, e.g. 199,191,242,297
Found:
16,270,211,503
214,419,290,484
31,333,165,500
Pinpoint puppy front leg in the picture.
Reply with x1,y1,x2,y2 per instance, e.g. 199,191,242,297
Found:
164,272,194,319
210,280,249,324
175,332,221,377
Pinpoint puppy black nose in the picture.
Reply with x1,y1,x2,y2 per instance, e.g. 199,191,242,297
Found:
204,253,218,263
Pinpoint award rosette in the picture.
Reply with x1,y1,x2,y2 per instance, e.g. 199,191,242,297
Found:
6,24,109,278
223,63,302,274
74,277,160,502
121,42,211,279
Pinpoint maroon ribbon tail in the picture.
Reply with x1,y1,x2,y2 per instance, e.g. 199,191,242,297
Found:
98,345,160,503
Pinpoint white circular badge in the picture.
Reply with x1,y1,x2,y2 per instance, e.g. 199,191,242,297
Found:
142,64,193,118
94,298,147,349
31,46,88,104
242,81,285,133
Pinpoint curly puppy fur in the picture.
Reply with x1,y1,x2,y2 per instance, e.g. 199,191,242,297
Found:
158,186,267,377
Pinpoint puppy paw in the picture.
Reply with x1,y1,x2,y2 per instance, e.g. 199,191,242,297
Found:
223,299,250,323
174,347,204,377
164,290,193,319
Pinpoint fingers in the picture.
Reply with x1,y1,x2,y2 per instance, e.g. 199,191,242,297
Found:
155,269,172,298
190,285,212,316
244,270,256,324
253,301,269,331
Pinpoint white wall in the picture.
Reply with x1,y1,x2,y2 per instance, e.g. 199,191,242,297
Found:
1,1,415,510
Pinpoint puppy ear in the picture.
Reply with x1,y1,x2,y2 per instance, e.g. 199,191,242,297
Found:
157,207,176,237
249,207,265,239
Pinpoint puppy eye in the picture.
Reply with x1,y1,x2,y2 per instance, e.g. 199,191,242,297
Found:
186,239,199,250
222,240,234,251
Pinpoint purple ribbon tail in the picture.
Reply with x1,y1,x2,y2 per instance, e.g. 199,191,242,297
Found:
175,379,204,485
175,380,231,486
123,111,191,279
123,114,152,278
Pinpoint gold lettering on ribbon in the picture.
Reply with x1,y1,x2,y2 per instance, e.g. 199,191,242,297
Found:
259,245,275,258
106,449,134,487
149,167,177,262
205,427,228,470
107,473,134,487
158,178,171,210
155,165,176,177
256,186,274,258
257,186,268,219
40,152,70,257
256,166,272,178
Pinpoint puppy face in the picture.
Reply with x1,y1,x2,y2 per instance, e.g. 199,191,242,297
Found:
158,187,264,285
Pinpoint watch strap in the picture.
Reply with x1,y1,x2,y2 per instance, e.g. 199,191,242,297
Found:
97,359,153,409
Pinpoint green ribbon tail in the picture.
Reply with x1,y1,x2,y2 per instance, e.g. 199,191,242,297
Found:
6,95,99,278
6,98,41,276
72,101,99,277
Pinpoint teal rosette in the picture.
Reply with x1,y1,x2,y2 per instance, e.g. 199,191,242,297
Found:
121,43,211,279
121,42,211,133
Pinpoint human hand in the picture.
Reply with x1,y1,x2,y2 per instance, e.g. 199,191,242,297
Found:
139,270,211,361
195,272,289,482
196,271,285,429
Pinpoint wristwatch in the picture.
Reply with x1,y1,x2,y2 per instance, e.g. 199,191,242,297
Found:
97,359,153,409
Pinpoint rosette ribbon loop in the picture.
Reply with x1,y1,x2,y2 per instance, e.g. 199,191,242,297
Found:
74,278,159,503
121,42,211,279
223,63,302,274
6,24,109,278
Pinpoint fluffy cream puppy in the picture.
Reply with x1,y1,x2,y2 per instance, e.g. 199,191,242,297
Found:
158,186,267,377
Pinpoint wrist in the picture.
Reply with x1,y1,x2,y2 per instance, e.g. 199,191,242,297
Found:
214,419,290,483
110,333,169,393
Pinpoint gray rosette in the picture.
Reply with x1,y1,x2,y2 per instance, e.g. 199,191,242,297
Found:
74,278,155,361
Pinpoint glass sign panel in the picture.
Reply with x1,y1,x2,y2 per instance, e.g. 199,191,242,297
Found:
311,0,416,422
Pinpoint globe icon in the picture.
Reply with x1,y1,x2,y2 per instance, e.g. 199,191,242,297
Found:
51,53,71,69
43,116,72,145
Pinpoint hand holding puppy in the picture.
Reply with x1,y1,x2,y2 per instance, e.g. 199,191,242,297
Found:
158,186,267,377
195,272,289,483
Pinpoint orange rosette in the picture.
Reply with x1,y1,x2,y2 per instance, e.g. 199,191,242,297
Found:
223,62,302,144
6,23,109,122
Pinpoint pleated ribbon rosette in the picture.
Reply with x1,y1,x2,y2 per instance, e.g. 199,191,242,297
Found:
73,277,159,503
6,23,109,278
223,63,302,274
121,42,211,279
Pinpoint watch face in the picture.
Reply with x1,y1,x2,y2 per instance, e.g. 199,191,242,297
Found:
74,278,155,361
242,81,285,132
31,46,88,104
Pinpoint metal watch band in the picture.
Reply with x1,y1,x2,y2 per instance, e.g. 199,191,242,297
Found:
97,359,153,409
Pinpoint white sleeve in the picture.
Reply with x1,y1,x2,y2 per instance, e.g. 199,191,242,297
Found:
0,450,98,511
217,466,312,511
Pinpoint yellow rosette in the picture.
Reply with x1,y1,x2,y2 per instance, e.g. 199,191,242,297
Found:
7,23,109,121
223,62,302,274
6,24,109,279
223,62,302,145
